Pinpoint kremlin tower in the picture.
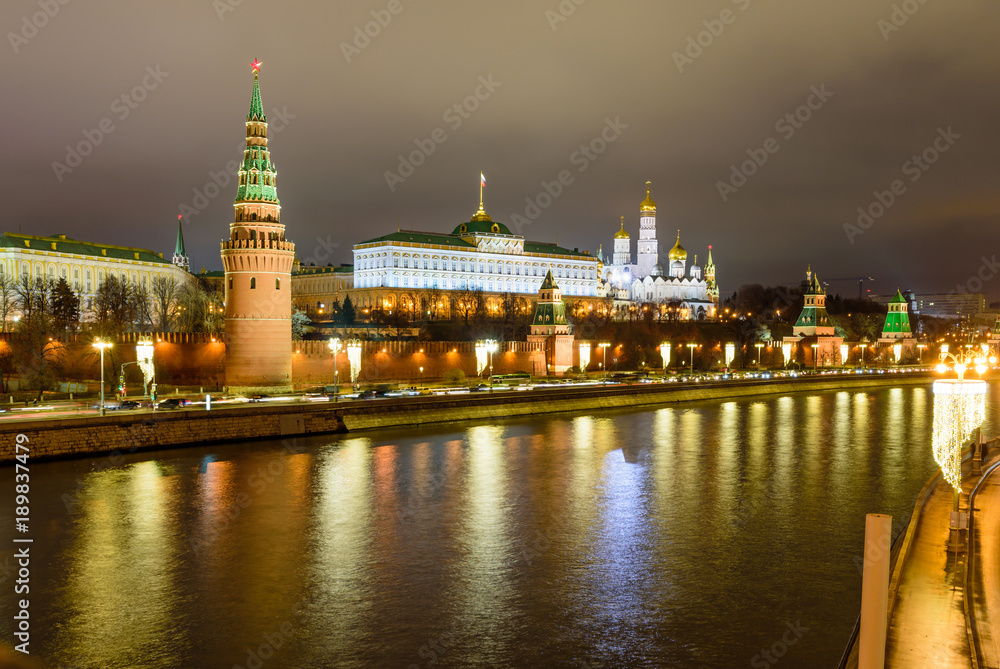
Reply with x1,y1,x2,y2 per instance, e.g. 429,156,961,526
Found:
221,60,296,393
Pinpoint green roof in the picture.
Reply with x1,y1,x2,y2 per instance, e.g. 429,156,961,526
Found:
357,230,476,248
294,264,354,275
355,229,594,260
795,305,832,329
882,311,912,334
174,220,187,257
451,219,513,235
532,302,567,327
248,73,266,122
0,233,169,264
889,289,906,304
539,269,558,290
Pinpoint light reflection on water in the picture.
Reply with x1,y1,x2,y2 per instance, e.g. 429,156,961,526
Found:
2,384,990,668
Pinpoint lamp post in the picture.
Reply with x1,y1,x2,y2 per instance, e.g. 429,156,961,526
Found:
487,339,498,391
599,342,610,385
811,343,819,370
419,366,424,389
917,344,927,365
755,342,764,367
660,341,670,377
93,339,112,416
328,337,342,401
687,343,697,375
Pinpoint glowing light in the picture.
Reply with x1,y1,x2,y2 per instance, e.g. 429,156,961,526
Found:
840,344,849,364
892,343,902,364
724,343,735,367
136,340,155,394
251,58,261,73
579,342,592,369
660,341,670,369
782,342,792,364
932,379,986,491
346,339,362,384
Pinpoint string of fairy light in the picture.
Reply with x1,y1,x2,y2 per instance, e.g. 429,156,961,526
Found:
932,344,993,493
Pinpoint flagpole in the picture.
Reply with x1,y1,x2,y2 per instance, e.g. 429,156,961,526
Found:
479,172,484,209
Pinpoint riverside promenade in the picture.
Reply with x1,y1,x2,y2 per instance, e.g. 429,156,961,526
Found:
876,450,1000,668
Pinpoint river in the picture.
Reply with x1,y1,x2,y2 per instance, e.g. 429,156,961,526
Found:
2,383,989,668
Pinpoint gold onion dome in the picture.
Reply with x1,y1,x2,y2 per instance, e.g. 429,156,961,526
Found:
668,230,687,261
640,180,656,212
614,217,629,239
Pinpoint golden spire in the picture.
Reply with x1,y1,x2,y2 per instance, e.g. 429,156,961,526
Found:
668,229,687,261
472,171,491,221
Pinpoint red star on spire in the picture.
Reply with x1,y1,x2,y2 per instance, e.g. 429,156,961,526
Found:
251,58,261,74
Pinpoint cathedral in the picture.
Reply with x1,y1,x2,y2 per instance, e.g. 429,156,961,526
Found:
600,183,719,320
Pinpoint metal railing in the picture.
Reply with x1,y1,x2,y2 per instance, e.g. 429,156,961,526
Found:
964,453,1000,669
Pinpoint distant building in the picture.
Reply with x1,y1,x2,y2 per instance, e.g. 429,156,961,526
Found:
872,291,984,318
347,188,601,318
601,183,718,319
878,289,917,361
527,269,574,374
0,231,193,323
784,267,843,367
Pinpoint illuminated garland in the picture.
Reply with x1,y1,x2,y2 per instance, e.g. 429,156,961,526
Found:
346,339,362,385
932,379,986,490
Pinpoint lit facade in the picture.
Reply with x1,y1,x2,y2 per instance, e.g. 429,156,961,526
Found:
0,232,194,322
221,62,296,393
349,194,601,317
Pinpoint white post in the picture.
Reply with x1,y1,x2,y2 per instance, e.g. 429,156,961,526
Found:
859,513,892,669
206,394,211,411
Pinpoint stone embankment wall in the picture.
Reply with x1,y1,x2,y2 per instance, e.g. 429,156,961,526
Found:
0,374,931,464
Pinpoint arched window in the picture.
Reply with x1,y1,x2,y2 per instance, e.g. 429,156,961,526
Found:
276,277,280,290
250,277,256,289
228,277,233,290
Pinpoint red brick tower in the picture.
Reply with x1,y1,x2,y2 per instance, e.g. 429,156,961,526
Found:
221,60,295,393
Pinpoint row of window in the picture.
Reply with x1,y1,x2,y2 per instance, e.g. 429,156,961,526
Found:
355,274,594,296
230,277,281,290
1,259,169,295
357,254,597,280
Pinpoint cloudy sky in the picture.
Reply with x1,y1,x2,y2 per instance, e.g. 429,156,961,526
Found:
4,0,999,298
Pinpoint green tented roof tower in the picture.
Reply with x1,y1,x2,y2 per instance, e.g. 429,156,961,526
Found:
793,266,835,336
172,216,189,271
881,289,913,339
531,269,568,334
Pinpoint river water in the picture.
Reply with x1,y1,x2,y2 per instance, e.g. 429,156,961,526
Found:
3,384,990,668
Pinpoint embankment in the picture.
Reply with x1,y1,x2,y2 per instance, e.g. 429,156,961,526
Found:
0,373,932,463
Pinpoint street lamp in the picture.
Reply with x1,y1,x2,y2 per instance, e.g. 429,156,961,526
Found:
93,339,112,416
917,344,927,365
579,341,592,375
486,339,498,391
419,366,424,388
137,339,155,399
755,342,764,367
811,343,819,370
599,342,611,384
660,341,670,376
724,343,735,368
782,342,791,369
687,343,697,374
328,337,342,401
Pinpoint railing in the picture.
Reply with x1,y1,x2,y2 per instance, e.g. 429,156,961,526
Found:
220,239,294,251
964,445,1000,669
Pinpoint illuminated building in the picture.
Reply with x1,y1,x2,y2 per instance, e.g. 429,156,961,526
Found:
601,183,718,319
220,60,296,393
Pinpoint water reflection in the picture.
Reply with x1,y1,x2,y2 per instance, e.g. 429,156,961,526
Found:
5,384,972,669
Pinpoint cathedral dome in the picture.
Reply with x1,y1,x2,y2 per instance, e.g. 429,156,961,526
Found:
614,219,630,239
650,263,664,277
667,230,687,261
640,181,656,213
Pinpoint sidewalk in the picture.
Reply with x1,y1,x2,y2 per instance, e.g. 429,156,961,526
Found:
883,459,991,669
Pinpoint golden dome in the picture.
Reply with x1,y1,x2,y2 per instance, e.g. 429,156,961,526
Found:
668,230,687,261
614,216,629,239
640,180,656,212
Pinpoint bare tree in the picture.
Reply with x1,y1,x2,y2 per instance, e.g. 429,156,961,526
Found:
0,270,17,332
150,274,178,332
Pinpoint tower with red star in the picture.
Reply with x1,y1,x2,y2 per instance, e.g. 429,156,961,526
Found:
221,60,296,393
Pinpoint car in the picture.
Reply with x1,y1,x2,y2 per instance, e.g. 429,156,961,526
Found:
249,394,270,402
156,398,186,410
119,400,141,410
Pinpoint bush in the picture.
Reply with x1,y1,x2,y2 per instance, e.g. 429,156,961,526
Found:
442,368,465,385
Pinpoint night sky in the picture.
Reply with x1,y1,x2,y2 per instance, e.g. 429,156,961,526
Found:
4,0,999,298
